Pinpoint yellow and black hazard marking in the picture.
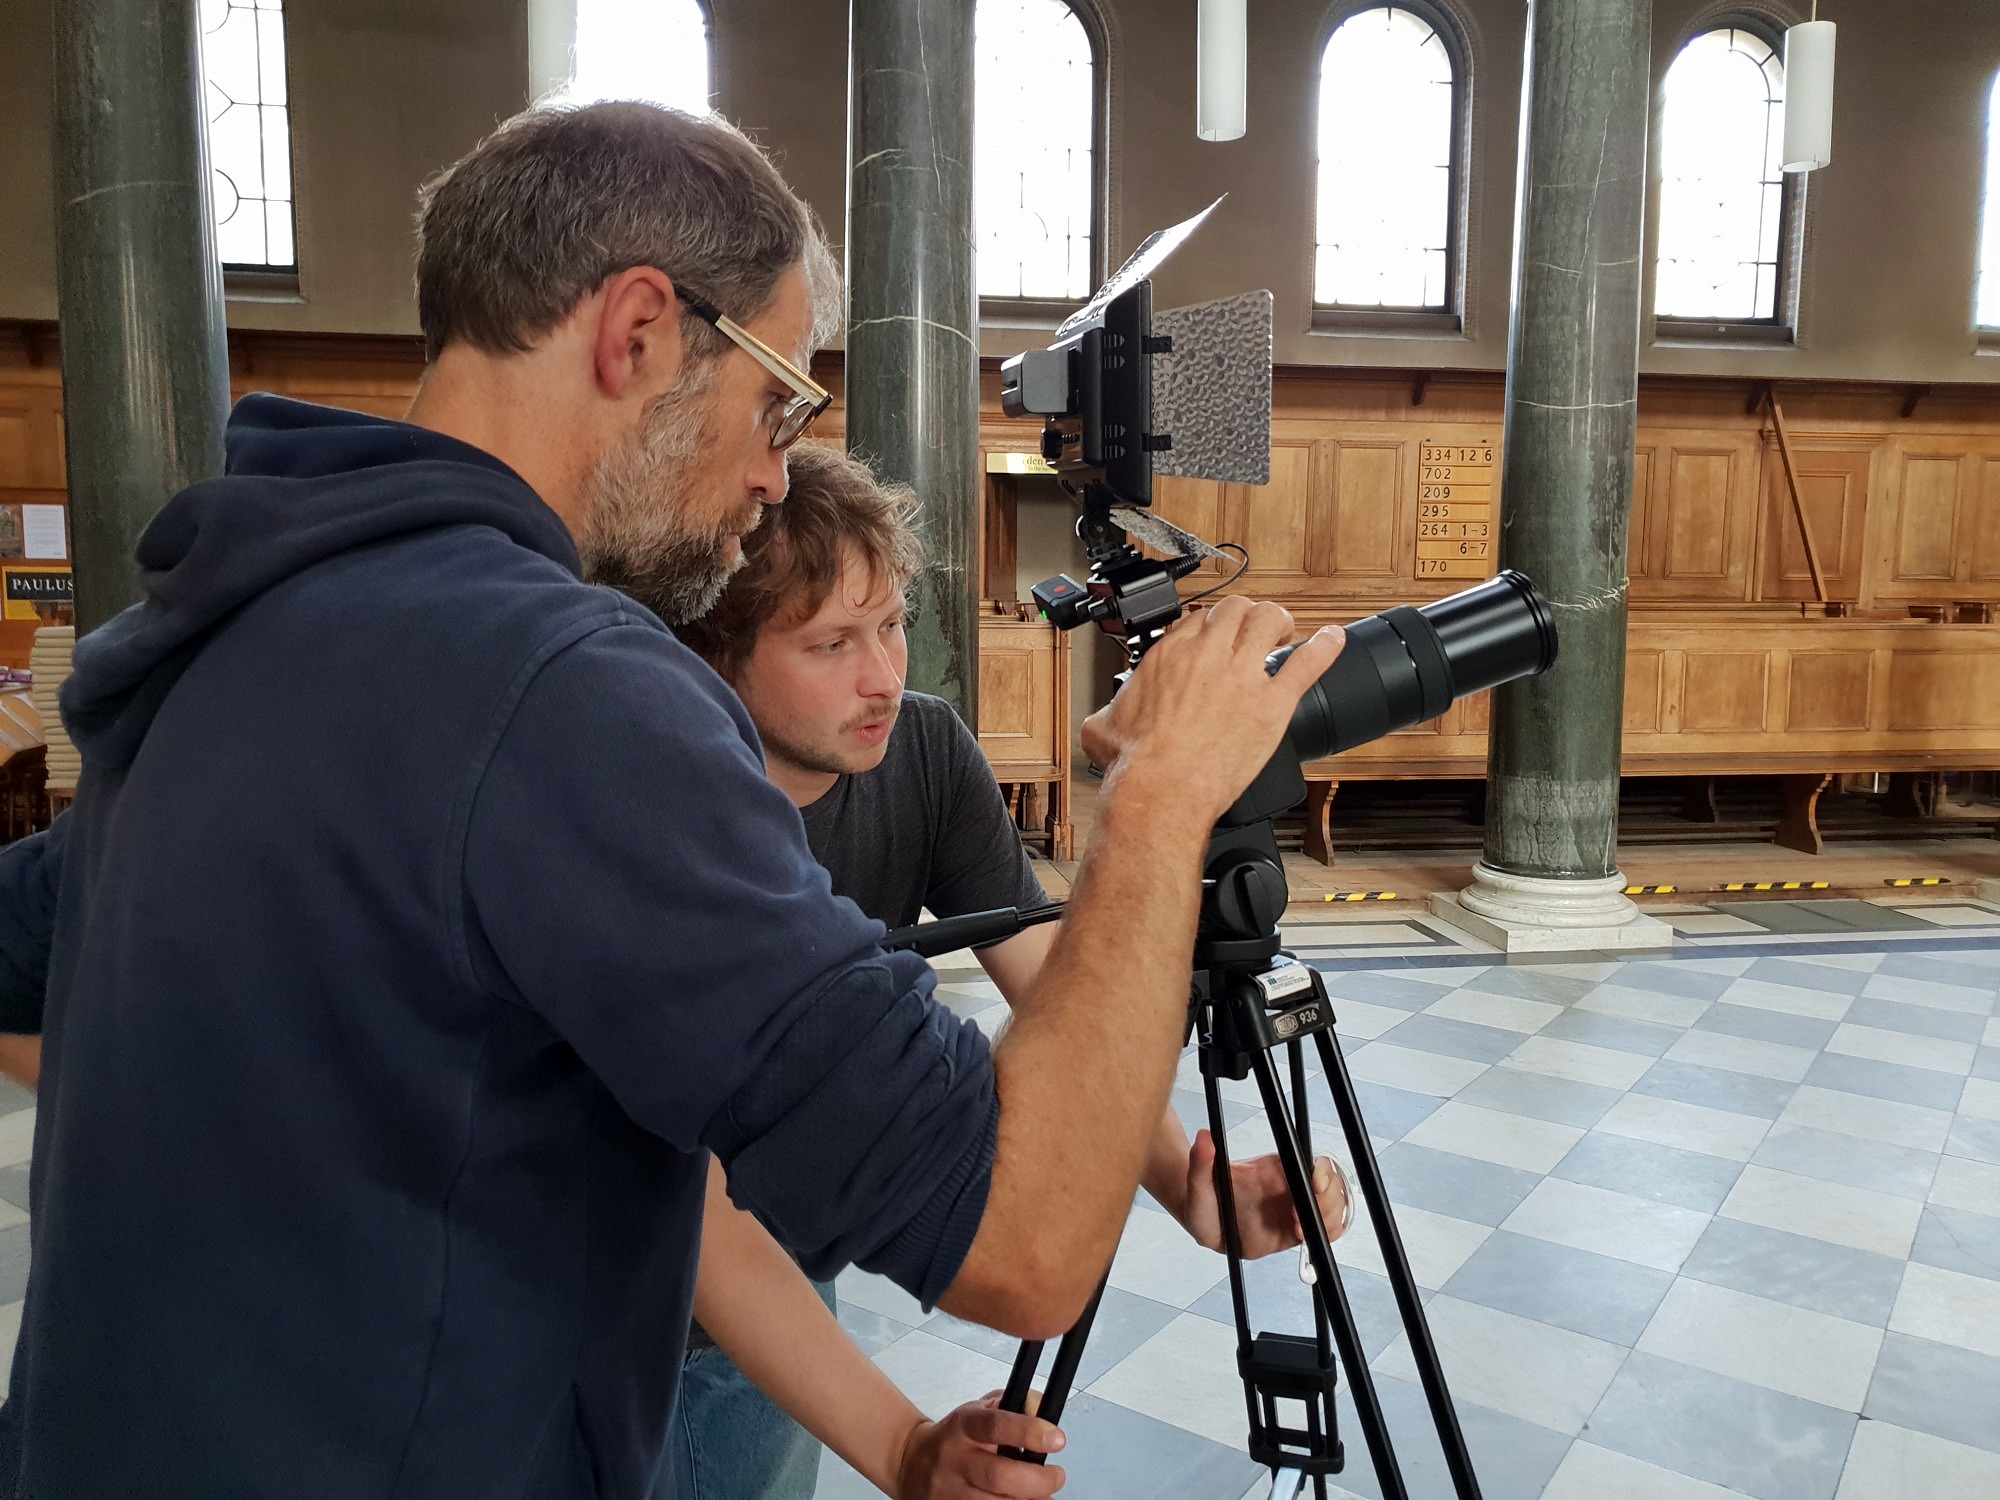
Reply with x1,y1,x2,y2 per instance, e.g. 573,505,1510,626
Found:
1719,880,1830,893
1623,884,1677,895
1885,877,1952,888
1323,891,1399,903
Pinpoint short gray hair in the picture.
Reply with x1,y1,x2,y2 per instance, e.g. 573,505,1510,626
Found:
415,101,841,363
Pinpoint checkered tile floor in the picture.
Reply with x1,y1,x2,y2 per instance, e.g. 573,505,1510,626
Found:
824,930,2000,1500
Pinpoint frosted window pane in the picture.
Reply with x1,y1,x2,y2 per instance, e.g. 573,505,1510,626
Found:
568,0,710,114
1978,74,2000,329
1655,28,1785,320
976,0,1094,300
200,0,295,269
1315,6,1456,310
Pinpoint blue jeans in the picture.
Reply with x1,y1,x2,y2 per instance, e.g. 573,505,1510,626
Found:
657,1278,839,1500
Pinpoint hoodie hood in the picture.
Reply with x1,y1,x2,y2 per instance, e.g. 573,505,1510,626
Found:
60,394,580,770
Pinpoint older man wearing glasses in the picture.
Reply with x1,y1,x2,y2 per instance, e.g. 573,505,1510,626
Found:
0,102,1341,1499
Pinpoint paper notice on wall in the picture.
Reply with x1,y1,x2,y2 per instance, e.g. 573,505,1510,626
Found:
22,506,66,561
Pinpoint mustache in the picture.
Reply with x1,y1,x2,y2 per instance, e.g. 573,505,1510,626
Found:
844,703,901,733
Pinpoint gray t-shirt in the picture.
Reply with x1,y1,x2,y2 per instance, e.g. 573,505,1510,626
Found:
799,691,1049,928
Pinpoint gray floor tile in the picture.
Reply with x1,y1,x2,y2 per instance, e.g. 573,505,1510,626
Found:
923,1285,1183,1392
1844,995,1989,1044
1679,1217,1907,1325
0,1222,27,1303
1716,900,1931,935
1747,955,1876,996
1584,1350,1855,1500
1026,1390,1267,1500
1373,1013,1526,1065
1877,950,2000,997
1802,1052,1966,1112
1453,1066,1624,1129
1533,1008,1684,1057
1609,961,1737,1003
1553,1131,1746,1215
1751,1123,1941,1202
1458,967,1597,1005
1948,1116,2000,1166
834,1301,915,1357
1910,1204,2000,1282
0,1078,30,1115
1442,1228,1673,1345
1172,1085,1257,1138
1189,1260,1412,1366
1695,1002,1840,1051
1315,1376,1572,1500
1975,1046,2000,1083
1864,1332,2000,1455
1376,1142,1543,1228
0,1164,27,1213
1633,1059,1799,1119
1323,1081,1444,1144
1321,971,1456,1012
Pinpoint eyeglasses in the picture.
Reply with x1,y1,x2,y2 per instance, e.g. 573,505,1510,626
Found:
679,290,831,451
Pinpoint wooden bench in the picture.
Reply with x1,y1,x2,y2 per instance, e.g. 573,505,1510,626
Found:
976,602,1074,860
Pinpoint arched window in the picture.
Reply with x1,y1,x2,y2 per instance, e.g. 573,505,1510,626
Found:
975,0,1097,302
1314,5,1460,313
567,0,710,114
1654,25,1791,323
199,0,295,271
1978,71,2000,330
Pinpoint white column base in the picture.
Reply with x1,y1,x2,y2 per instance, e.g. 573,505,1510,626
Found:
1429,864,1674,954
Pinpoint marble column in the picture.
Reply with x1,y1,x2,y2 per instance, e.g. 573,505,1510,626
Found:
1432,0,1670,952
846,0,980,721
53,0,231,634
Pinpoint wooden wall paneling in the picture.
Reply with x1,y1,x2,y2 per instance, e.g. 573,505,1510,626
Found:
1758,440,1874,603
1218,439,1316,593
0,384,64,491
1629,433,1758,600
1786,650,1873,731
1325,434,1406,587
1626,442,1660,585
1150,473,1227,578
1968,449,2000,584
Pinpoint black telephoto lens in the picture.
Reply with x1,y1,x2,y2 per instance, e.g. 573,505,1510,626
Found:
1275,570,1558,762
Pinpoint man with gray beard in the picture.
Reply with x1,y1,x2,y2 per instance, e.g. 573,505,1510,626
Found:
0,102,1343,1499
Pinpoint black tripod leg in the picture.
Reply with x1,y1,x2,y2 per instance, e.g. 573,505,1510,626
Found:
998,1275,1109,1463
1313,1028,1483,1500
1247,1045,1412,1500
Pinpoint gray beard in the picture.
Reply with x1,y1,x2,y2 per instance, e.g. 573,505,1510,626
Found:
574,364,747,627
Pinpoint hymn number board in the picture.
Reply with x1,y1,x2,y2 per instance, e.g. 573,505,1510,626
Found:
1416,440,1499,581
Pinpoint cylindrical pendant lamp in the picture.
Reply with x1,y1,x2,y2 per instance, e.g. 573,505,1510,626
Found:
1782,19,1836,172
1197,0,1247,142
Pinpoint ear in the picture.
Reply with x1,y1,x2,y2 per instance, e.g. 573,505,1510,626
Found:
591,266,685,401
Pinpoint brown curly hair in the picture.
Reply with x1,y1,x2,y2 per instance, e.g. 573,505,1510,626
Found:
677,443,924,679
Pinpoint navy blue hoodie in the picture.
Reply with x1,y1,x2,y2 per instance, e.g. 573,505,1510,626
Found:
0,396,998,1498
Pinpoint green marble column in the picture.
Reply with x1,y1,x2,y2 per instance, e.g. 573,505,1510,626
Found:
846,0,980,721
1440,0,1666,951
53,0,230,634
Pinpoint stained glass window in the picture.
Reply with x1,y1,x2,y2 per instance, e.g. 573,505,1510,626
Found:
200,0,294,270
1977,72,2000,330
1655,27,1789,322
567,0,710,114
1315,6,1458,311
976,0,1095,301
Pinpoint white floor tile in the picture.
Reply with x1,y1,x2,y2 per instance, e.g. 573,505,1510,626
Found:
1666,914,1766,936
0,1110,33,1171
1087,1311,1255,1448
0,1301,17,1400
1827,1023,1977,1077
1544,1441,1746,1500
1985,1016,2000,1049
1859,972,1993,1016
1635,1277,1883,1411
1372,1294,1625,1436
1959,1077,2000,1123
1672,958,1758,976
1664,1028,1817,1083
1929,1155,2000,1217
1778,1085,1953,1153
1719,1165,1925,1260
1892,904,2000,928
869,1330,1017,1422
1342,1043,1489,1098
1335,1202,1491,1290
1105,1199,1231,1310
1401,1100,1585,1174
1504,1036,1654,1091
1323,999,1412,1041
834,1268,928,1327
1596,1092,1771,1162
1889,1261,2000,1360
1576,983,1713,1029
1501,1177,1710,1273
1717,976,1853,1021
1834,1418,2000,1499
1422,988,1563,1034
1788,953,1888,975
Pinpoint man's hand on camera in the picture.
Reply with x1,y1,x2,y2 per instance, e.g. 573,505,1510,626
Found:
895,1391,1066,1499
1079,597,1344,825
1176,1128,1352,1260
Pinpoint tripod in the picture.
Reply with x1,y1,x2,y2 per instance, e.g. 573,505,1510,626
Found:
990,503,1485,1499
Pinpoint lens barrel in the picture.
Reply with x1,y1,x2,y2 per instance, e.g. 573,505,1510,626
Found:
1278,570,1558,762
